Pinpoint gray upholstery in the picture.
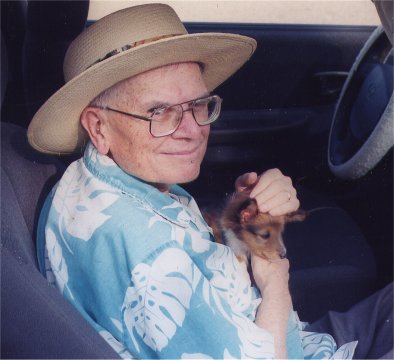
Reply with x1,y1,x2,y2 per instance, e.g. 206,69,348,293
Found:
1,122,64,238
0,122,119,359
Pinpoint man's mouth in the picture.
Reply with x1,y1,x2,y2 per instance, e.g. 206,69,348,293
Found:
162,146,200,156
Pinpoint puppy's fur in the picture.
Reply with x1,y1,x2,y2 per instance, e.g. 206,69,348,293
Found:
204,193,305,263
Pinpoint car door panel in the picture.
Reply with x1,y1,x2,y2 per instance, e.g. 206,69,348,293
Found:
184,23,376,200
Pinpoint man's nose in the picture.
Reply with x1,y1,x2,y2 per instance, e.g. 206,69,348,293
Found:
173,108,202,137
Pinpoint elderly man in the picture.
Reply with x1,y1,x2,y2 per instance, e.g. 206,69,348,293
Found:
28,3,392,359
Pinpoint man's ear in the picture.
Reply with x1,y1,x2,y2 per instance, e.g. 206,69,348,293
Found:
80,107,110,155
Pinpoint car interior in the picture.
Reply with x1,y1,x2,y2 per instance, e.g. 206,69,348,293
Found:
1,1,393,358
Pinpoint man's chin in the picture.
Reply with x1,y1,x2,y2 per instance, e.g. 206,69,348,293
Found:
169,167,201,185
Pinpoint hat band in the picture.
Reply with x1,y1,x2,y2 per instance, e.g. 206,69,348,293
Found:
87,34,180,70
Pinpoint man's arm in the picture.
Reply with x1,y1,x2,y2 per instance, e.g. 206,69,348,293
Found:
252,256,292,359
235,169,298,358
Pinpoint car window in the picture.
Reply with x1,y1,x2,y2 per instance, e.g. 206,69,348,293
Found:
88,0,380,25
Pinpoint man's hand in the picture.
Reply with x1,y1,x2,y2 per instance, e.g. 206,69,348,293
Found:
251,255,290,294
235,169,299,216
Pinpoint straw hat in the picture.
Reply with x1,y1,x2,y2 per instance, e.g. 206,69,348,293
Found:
27,3,257,154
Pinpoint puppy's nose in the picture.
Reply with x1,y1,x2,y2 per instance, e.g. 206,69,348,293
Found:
279,249,287,259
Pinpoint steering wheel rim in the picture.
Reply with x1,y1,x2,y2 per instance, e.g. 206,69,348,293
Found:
328,26,393,180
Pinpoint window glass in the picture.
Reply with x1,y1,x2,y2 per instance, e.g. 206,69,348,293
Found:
88,0,380,25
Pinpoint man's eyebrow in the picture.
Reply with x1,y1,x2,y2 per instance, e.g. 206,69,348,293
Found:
145,100,170,112
145,92,211,112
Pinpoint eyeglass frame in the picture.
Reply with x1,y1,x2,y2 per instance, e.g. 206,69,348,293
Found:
91,94,222,137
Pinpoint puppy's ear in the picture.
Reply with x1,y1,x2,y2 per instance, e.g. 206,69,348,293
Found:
240,198,259,224
285,210,306,223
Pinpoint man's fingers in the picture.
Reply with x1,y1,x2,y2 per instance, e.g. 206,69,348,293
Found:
250,168,287,198
235,172,258,192
263,194,300,216
252,177,293,206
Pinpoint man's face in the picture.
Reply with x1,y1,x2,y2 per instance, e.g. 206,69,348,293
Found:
100,63,210,189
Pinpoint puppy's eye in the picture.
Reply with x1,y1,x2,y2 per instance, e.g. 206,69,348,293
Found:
259,230,271,240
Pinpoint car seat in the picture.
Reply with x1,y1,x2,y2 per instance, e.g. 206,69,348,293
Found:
285,189,377,321
1,125,120,359
0,2,119,356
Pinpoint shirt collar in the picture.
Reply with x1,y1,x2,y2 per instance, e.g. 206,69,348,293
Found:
82,142,196,228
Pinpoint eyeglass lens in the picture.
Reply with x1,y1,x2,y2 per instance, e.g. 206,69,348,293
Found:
150,96,221,137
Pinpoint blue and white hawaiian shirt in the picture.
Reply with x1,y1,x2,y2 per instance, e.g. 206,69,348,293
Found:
37,142,357,359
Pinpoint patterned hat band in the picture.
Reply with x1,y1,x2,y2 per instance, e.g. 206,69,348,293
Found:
88,34,179,69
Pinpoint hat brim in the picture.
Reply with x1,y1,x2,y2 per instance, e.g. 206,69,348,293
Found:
27,33,256,154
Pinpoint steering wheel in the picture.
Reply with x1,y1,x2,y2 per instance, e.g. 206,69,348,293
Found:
328,26,393,180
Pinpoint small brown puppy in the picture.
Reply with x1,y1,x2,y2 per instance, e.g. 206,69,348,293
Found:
205,193,305,264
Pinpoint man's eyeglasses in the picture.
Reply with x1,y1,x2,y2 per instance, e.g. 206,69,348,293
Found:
93,95,222,137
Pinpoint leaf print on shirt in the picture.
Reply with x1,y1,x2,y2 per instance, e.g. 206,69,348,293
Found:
99,329,134,359
46,228,74,300
181,353,213,359
203,243,274,359
301,331,337,359
87,142,117,167
205,243,253,313
181,348,237,359
53,161,119,242
123,248,201,353
301,332,358,360
331,341,358,360
172,226,211,254
231,311,275,359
